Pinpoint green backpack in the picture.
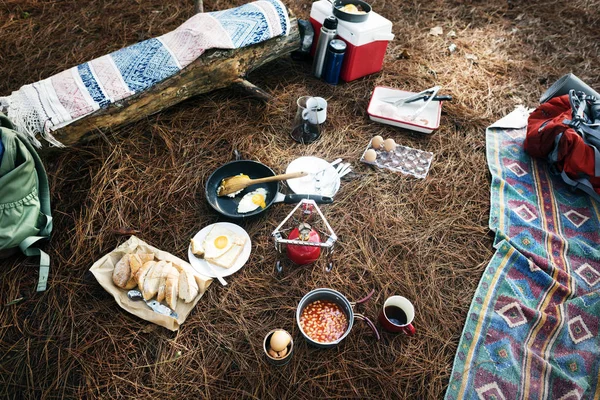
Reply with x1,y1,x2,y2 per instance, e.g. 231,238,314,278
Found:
0,113,52,292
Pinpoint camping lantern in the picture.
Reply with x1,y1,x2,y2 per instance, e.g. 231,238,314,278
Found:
272,199,337,273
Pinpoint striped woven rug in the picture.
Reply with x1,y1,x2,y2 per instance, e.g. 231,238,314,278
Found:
445,108,600,400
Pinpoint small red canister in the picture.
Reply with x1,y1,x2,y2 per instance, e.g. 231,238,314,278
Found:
286,223,321,265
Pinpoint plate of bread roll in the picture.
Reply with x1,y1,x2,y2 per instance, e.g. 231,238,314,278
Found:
112,252,203,311
90,236,212,331
188,222,252,278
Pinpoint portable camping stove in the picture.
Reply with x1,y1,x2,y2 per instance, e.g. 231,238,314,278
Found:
271,199,337,273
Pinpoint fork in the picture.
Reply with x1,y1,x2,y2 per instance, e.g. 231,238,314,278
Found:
194,253,227,285
336,163,352,178
315,159,344,194
206,262,228,286
312,158,342,181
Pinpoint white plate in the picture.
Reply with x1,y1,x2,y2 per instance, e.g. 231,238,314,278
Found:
367,86,442,134
285,156,340,197
187,222,252,279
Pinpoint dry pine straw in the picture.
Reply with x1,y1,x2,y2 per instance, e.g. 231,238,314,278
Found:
1,0,600,398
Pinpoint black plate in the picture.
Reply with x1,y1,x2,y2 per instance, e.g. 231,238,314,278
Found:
205,160,278,218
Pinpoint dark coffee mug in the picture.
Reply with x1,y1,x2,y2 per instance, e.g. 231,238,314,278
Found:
378,296,415,336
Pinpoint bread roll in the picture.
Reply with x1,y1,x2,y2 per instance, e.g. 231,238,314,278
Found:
124,254,142,289
156,262,179,301
135,252,155,264
178,269,199,303
172,263,212,298
190,239,204,257
112,254,131,288
162,265,180,309
142,260,167,300
135,260,156,288
165,273,179,309
156,275,167,303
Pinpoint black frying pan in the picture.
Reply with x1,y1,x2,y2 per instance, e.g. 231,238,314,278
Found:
332,0,371,23
205,160,333,219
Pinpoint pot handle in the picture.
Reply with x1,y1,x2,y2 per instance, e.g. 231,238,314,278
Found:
353,288,375,305
354,313,380,341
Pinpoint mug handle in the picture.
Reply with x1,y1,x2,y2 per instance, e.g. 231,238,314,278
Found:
355,313,380,341
402,323,416,336
302,107,319,123
353,288,375,305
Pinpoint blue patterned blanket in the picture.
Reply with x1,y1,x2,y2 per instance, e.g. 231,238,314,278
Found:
445,108,600,400
0,0,289,147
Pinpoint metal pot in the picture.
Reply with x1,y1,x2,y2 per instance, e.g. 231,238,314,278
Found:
296,288,379,348
331,0,371,23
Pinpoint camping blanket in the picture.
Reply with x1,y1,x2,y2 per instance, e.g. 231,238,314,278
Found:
0,0,289,147
445,108,600,400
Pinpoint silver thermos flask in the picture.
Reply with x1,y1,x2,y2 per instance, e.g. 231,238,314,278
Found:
312,16,338,78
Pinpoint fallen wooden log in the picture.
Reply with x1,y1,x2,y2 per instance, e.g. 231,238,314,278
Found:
52,12,300,146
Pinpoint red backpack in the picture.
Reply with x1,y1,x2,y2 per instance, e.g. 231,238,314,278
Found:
525,91,600,201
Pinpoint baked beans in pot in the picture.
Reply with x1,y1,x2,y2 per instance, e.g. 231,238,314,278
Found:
296,288,379,348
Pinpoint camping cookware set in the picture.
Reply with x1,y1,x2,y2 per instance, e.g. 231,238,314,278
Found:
205,158,416,357
296,288,380,348
204,0,423,358
205,159,333,219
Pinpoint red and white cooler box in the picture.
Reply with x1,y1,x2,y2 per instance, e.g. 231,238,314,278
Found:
310,0,394,82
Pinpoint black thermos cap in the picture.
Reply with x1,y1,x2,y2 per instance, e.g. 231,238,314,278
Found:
323,16,338,30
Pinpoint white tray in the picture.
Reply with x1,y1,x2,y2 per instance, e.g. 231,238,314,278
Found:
367,86,442,134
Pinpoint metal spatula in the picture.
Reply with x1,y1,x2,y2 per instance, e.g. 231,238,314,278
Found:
405,86,441,121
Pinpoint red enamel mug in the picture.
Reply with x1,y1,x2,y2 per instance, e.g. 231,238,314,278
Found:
378,296,416,336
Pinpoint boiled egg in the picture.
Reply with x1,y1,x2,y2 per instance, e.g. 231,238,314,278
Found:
237,188,268,214
364,149,378,163
371,135,384,149
202,225,236,259
383,138,396,152
270,330,292,352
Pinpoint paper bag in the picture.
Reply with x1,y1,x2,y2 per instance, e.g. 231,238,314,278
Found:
90,235,212,331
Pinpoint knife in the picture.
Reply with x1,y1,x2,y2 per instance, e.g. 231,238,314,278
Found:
127,289,179,319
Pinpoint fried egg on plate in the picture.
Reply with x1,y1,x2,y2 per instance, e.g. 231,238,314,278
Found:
237,188,268,214
203,225,238,259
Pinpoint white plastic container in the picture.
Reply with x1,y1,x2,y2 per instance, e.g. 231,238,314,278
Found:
367,87,442,134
